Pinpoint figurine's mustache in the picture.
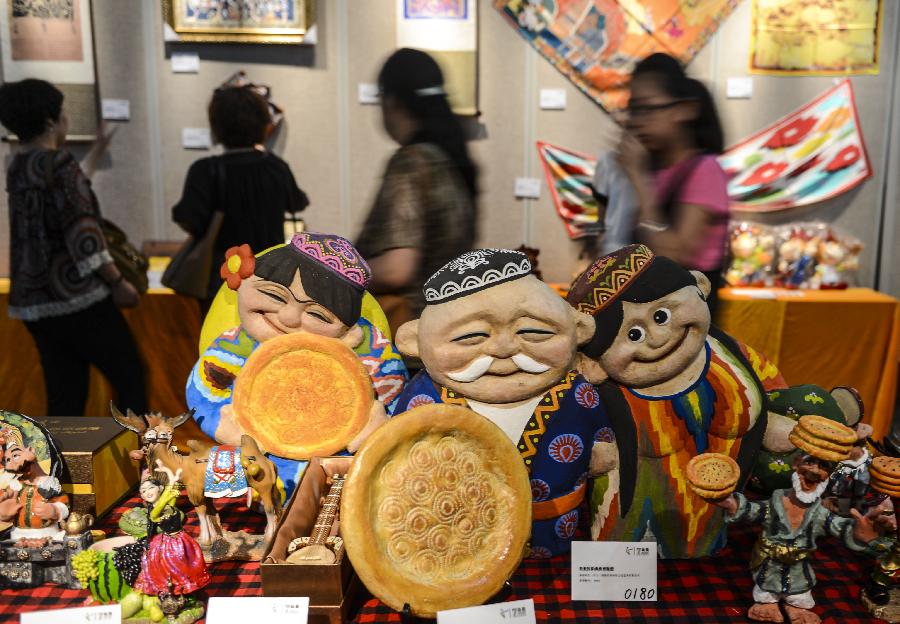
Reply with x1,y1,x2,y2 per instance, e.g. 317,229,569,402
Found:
446,354,552,382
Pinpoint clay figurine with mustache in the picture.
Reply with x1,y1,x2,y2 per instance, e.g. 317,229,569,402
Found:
567,244,785,558
717,452,892,624
392,249,615,557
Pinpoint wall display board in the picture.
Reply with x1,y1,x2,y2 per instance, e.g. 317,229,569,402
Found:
396,0,478,115
163,0,314,44
0,0,98,138
493,0,740,112
750,0,883,75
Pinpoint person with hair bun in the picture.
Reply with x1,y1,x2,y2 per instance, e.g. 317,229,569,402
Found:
172,84,309,315
356,48,479,323
619,52,730,315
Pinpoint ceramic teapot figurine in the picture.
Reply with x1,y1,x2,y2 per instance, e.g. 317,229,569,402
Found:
61,511,94,536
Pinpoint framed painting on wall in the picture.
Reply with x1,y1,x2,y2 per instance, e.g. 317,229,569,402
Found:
396,0,478,116
0,0,98,139
163,0,314,44
750,0,883,75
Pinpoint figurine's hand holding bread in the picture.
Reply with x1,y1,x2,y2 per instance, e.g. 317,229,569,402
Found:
686,453,740,504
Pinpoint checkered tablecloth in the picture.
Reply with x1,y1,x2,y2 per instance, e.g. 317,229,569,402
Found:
0,493,885,623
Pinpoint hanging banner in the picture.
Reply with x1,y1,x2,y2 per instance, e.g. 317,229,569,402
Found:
750,0,882,75
396,0,478,115
720,79,872,212
540,80,871,227
537,141,603,239
493,0,740,112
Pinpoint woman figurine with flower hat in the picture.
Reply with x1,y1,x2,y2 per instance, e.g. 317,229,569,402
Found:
186,232,408,499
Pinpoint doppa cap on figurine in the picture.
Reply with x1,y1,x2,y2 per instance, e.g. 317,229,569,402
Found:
567,244,696,357
423,249,532,304
251,232,372,327
3,427,23,452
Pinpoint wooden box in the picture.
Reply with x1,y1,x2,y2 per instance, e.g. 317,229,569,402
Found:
262,457,363,624
37,417,140,519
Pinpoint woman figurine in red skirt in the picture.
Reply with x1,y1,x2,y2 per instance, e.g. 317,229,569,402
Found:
134,463,210,597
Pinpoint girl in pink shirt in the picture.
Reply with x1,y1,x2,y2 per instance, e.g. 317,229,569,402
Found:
618,53,729,315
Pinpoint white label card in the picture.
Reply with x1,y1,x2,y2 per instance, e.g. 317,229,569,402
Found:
182,127,212,150
358,83,380,105
726,77,753,99
101,99,130,121
514,177,541,199
21,604,120,624
571,541,658,602
171,52,200,73
437,599,536,624
539,88,567,110
206,597,309,623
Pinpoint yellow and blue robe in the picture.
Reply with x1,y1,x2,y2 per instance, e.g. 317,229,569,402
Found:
591,327,778,558
186,319,408,498
392,370,612,557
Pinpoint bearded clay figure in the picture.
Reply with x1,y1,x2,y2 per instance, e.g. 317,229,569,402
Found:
566,244,784,558
0,427,69,540
718,453,891,624
187,232,408,498
392,249,614,557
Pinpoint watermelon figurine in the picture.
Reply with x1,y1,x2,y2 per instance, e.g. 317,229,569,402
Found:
71,549,131,602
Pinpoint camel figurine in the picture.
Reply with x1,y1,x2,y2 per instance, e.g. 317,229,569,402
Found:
111,404,281,562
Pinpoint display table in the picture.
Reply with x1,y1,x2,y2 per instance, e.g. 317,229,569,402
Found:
0,492,882,623
0,279,201,418
718,288,900,440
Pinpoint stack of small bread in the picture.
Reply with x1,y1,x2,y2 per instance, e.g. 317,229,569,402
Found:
869,456,900,497
686,453,741,500
787,415,856,462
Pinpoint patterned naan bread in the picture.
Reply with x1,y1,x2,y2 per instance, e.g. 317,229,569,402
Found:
233,333,373,459
341,404,531,617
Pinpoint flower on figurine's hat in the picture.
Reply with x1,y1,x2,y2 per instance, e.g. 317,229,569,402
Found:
221,244,256,290
423,249,532,304
567,244,697,357
251,232,372,327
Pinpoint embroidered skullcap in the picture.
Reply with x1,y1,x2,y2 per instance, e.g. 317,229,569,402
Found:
424,249,532,304
290,232,371,290
253,232,371,327
567,244,696,356
3,427,24,452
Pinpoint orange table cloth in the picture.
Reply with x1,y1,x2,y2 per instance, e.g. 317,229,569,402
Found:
0,280,200,418
718,288,900,440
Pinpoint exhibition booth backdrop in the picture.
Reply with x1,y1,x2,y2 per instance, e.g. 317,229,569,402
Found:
0,1,899,294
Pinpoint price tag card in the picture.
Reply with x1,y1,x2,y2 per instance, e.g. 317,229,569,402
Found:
437,599,536,624
206,597,309,623
571,541,657,602
21,604,120,624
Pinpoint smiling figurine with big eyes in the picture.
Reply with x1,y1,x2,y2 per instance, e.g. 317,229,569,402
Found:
567,244,785,559
392,249,617,558
186,233,409,499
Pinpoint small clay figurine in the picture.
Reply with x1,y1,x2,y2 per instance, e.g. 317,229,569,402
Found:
724,222,776,287
134,465,209,622
0,426,68,540
111,406,281,561
750,384,867,498
392,249,612,557
187,233,408,498
716,451,890,624
566,244,784,558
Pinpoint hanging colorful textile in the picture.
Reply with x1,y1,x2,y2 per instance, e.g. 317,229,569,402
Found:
493,0,741,112
720,79,871,212
537,141,603,239
750,0,882,75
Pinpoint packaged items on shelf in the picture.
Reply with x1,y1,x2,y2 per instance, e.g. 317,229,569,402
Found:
725,221,777,287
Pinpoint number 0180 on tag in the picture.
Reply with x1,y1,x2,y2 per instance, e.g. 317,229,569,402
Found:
570,541,658,602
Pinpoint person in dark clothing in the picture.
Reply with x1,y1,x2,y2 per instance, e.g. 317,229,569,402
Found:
172,85,308,315
0,79,147,416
